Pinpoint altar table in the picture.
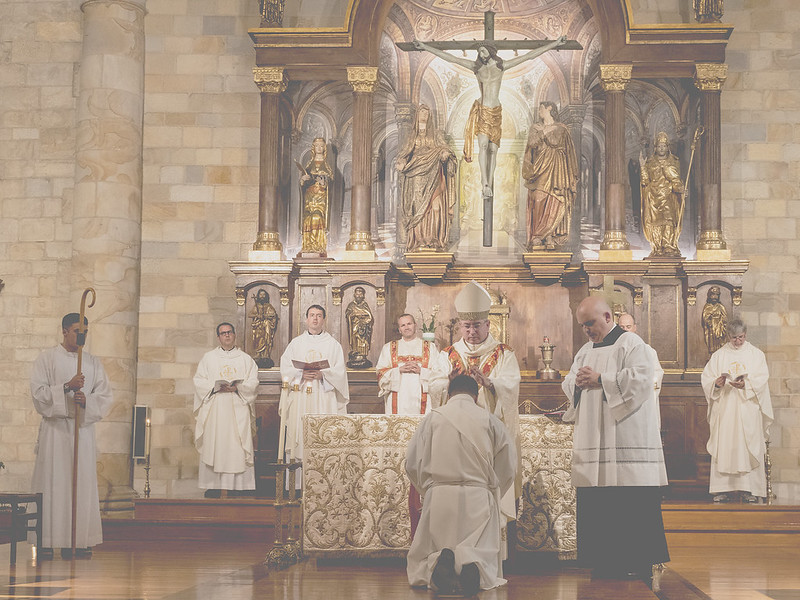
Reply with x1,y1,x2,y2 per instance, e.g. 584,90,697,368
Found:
302,414,575,558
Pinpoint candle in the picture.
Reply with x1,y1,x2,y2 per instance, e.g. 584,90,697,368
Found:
145,416,151,455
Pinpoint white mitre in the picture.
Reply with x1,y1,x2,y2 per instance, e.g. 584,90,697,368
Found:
455,280,492,321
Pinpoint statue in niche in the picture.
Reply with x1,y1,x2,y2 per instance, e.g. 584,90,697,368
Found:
639,131,685,257
702,285,728,355
694,0,723,23
297,137,333,256
345,286,374,369
523,101,578,250
250,288,278,368
396,104,457,252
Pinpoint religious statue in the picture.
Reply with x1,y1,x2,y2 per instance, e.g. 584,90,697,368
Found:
522,101,579,250
259,0,285,26
411,37,567,203
250,288,278,368
702,285,728,354
396,104,457,252
639,131,685,257
297,137,333,256
345,286,374,369
694,0,723,23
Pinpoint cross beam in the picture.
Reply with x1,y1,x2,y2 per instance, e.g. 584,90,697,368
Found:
397,11,582,52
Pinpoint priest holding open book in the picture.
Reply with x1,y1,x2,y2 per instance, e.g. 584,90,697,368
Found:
279,304,349,488
702,318,773,503
193,322,260,497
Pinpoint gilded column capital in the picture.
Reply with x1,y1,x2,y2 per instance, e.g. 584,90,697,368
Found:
254,66,288,94
599,64,633,92
694,63,728,91
347,67,379,93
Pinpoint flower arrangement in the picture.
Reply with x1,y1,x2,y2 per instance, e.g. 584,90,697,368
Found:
419,305,440,333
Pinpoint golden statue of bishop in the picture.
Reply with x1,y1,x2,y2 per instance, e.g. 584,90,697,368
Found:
639,131,685,258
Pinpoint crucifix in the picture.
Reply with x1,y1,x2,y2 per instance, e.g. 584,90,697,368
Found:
398,11,582,247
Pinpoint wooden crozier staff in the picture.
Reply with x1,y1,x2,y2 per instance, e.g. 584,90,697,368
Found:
71,287,95,555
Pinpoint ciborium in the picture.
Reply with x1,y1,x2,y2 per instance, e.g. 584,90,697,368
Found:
537,336,561,380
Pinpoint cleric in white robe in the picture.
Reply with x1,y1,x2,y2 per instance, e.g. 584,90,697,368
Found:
701,318,773,501
376,313,439,415
30,313,114,554
619,312,665,430
562,296,669,577
429,280,521,525
278,304,349,483
193,322,260,493
406,375,516,595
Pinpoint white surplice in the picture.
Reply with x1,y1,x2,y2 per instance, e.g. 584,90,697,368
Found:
30,345,113,549
562,329,667,488
376,338,439,415
193,346,260,490
278,331,349,473
430,334,521,519
701,340,773,496
645,343,665,430
406,394,516,591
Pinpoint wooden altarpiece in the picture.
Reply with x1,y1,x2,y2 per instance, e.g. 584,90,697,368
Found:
236,0,742,500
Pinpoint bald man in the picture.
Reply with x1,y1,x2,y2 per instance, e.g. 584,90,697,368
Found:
618,313,664,430
562,297,669,580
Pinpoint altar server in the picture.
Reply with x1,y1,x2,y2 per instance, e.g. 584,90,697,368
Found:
406,375,516,596
193,322,260,496
702,318,773,503
618,312,664,430
30,313,114,558
278,305,349,486
562,296,669,578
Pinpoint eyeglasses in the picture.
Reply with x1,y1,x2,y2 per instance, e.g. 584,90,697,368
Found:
218,330,234,336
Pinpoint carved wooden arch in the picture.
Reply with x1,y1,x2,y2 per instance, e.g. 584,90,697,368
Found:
254,0,730,80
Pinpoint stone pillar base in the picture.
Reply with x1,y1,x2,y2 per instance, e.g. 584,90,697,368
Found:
696,248,731,261
597,249,633,261
342,249,376,261
248,250,282,262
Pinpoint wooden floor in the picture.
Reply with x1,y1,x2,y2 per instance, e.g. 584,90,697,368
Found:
1,535,799,600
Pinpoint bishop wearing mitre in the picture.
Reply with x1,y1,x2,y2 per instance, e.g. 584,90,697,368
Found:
430,281,522,536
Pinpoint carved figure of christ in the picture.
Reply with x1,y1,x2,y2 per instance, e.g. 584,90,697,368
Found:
398,11,580,246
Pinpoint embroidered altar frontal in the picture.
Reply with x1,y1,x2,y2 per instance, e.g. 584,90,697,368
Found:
302,414,576,558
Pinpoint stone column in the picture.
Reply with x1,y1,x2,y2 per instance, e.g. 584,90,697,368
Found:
71,0,147,517
694,63,730,260
345,67,379,260
599,64,633,260
251,67,288,261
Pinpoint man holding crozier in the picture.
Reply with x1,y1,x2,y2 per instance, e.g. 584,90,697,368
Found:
30,313,114,558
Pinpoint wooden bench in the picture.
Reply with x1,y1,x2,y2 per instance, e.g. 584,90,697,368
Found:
0,493,42,563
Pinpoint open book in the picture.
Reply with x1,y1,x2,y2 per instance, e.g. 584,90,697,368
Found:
213,379,242,393
722,372,747,383
292,359,330,371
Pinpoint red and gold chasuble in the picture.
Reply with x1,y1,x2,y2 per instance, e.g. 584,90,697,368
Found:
444,343,508,384
376,340,431,414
